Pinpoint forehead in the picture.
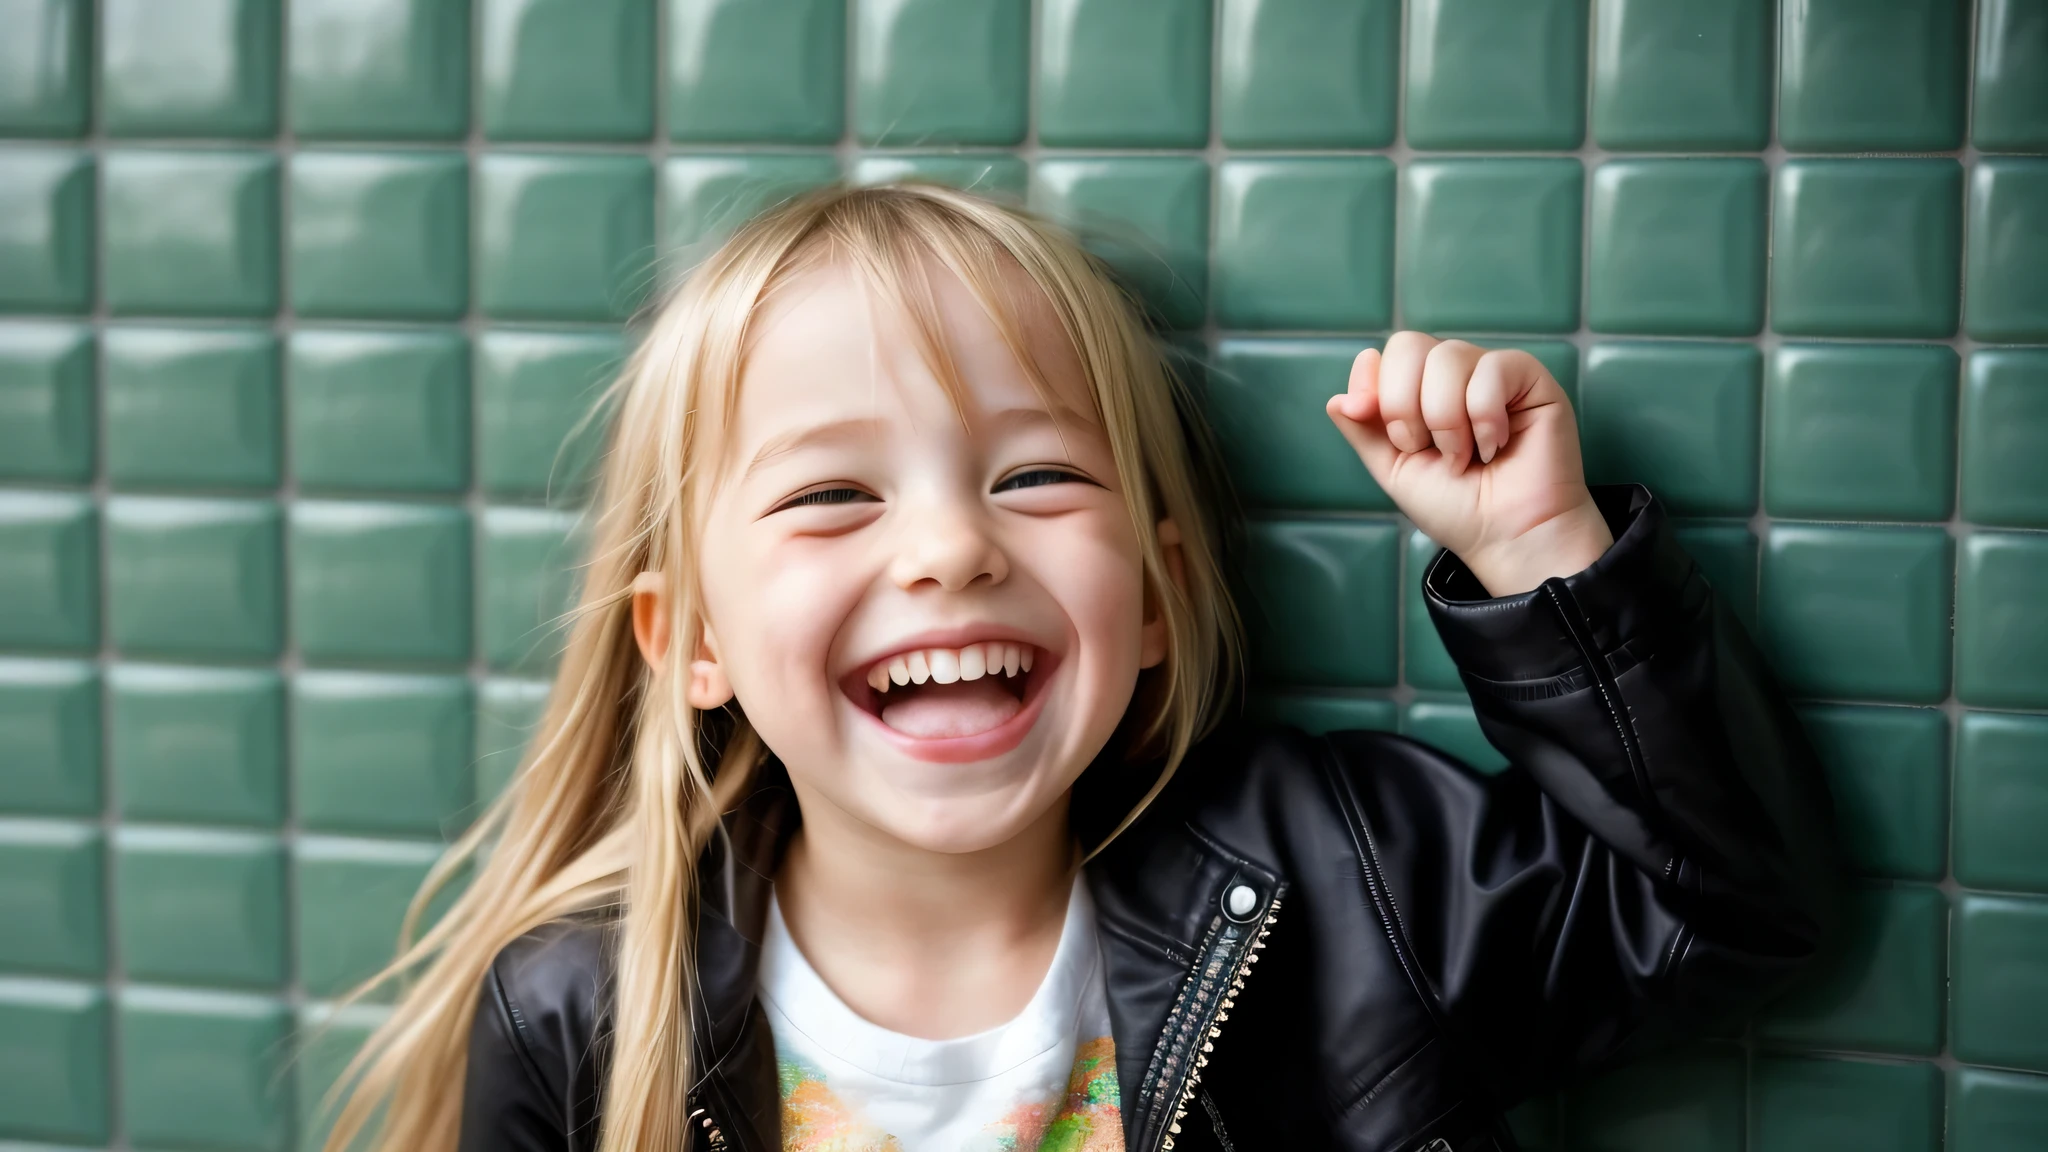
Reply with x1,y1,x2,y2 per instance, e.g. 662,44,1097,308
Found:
728,254,1098,445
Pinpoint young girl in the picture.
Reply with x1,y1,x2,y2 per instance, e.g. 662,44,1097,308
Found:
322,185,1838,1152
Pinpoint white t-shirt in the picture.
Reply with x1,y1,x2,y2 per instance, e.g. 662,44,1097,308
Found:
759,878,1125,1152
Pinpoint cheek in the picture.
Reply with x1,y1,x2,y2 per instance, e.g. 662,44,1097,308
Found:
699,531,865,704
1032,515,1150,662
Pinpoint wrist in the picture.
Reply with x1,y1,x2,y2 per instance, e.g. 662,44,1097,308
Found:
1460,499,1615,597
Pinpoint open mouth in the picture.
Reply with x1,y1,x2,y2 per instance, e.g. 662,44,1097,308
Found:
849,641,1048,741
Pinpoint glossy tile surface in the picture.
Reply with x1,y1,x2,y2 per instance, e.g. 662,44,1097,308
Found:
1592,0,1772,150
2,4,2044,1144
1951,895,2048,1074
1764,345,1957,522
1217,0,1397,147
1778,0,1967,152
1588,160,1767,336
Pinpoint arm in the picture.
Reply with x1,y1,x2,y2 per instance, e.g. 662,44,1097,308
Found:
457,919,612,1152
1331,485,1840,1101
459,965,572,1152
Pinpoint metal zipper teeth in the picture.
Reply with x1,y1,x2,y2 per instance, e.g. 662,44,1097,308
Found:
1153,897,1283,1152
687,1104,729,1150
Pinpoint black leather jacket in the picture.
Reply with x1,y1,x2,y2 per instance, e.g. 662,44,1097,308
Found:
457,487,1841,1152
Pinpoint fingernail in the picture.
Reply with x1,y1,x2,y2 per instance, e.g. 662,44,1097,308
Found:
1387,420,1411,448
1475,433,1496,463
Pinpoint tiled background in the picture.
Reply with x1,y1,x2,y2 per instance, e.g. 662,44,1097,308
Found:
1,0,2045,1149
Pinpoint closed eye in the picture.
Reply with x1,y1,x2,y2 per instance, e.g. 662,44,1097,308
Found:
774,486,875,512
995,468,1091,493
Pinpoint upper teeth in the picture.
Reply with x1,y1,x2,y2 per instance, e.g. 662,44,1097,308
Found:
868,643,1033,692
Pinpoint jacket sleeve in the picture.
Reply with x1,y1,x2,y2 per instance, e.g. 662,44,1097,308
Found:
458,964,571,1152
1329,484,1842,1104
457,919,611,1152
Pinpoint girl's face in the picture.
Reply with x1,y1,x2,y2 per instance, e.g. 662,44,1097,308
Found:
691,258,1169,855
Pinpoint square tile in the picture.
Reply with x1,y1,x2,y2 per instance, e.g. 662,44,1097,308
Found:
1957,532,2048,710
293,836,441,997
1205,339,1389,512
1564,1042,1745,1152
1764,344,1957,522
663,153,842,253
477,676,550,802
289,329,470,494
476,329,622,500
101,0,278,137
1216,0,1398,148
1398,160,1582,334
0,979,108,1143
0,323,94,483
290,502,472,666
1672,520,1758,632
0,821,103,976
1037,0,1209,147
1213,158,1394,331
477,153,655,321
1405,530,1461,691
1957,348,2048,528
1965,158,2048,342
1795,704,1947,881
1963,350,2048,527
1591,0,1771,150
0,148,92,313
289,0,469,139
1748,1056,1941,1152
669,0,844,143
481,507,581,673
1405,0,1587,150
1973,0,2048,152
106,497,282,659
117,987,291,1150
103,149,280,318
1953,894,2048,1073
1956,712,2048,893
1759,525,1952,703
1588,159,1767,336
0,0,92,135
294,672,474,836
1247,693,1397,737
1578,343,1760,518
290,151,469,319
482,0,653,141
110,665,284,827
1242,518,1400,687
104,326,281,490
1757,883,1946,1055
114,828,287,987
0,660,99,815
1778,0,1967,151
854,0,1027,146
1771,159,1962,339
0,492,97,652
1030,157,1208,330
1401,696,1507,774
850,153,1026,197
1951,1067,2048,1152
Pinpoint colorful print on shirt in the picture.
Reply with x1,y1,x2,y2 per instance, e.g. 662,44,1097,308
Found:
774,1039,1124,1152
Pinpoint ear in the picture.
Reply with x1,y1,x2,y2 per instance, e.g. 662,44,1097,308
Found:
1140,518,1187,670
633,571,736,709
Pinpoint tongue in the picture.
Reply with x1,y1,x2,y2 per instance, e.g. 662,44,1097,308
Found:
880,677,1023,739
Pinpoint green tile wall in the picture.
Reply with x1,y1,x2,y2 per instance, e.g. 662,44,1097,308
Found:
0,3,2041,1149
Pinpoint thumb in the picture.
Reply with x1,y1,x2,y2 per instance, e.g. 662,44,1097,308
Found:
1326,392,1399,490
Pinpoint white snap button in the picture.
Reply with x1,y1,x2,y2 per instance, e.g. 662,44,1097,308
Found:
1226,884,1258,918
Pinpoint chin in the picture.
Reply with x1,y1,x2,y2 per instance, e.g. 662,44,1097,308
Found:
864,772,1066,856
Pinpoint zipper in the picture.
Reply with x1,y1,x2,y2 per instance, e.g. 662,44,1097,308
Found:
687,1103,729,1150
1143,896,1282,1152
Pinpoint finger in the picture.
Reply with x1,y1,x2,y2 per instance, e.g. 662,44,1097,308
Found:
1466,351,1520,463
1376,331,1437,453
1326,393,1398,487
1336,347,1381,424
1420,339,1486,475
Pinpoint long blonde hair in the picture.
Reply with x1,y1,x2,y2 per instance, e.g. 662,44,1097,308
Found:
318,184,1243,1152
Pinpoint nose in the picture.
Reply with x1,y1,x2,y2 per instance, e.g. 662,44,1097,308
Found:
888,492,1009,592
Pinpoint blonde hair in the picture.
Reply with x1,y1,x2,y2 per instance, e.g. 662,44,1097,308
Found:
317,184,1242,1152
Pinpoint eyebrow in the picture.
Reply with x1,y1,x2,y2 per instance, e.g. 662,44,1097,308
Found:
743,417,886,478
